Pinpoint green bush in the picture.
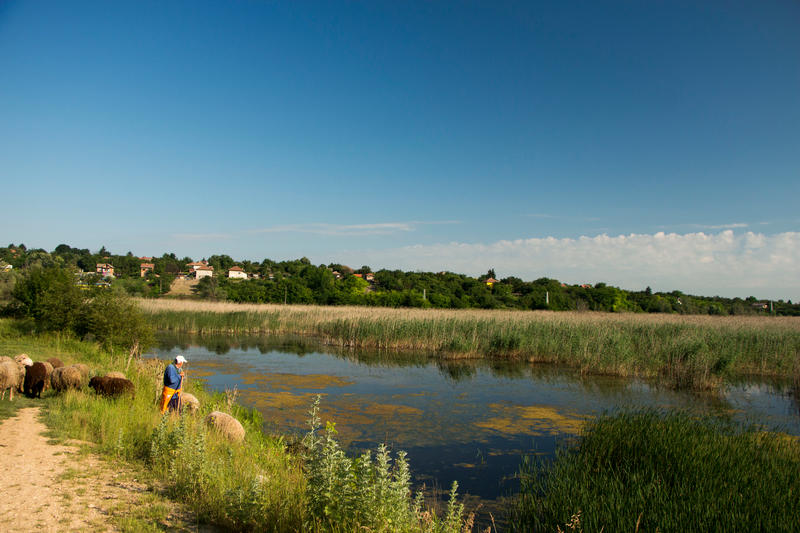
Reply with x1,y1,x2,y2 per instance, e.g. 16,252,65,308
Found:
6,266,153,356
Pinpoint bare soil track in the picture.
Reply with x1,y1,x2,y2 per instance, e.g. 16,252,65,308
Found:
0,407,174,532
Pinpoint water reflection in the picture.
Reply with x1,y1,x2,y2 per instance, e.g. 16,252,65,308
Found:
148,332,800,507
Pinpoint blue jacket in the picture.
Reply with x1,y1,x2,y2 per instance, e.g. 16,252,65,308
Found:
163,364,183,389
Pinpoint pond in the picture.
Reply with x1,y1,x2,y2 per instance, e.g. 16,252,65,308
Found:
146,333,800,519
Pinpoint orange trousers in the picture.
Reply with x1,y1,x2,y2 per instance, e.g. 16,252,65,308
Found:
159,386,181,414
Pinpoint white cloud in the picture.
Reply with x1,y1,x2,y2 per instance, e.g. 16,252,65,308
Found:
252,220,460,237
690,222,749,230
334,231,800,300
172,232,233,241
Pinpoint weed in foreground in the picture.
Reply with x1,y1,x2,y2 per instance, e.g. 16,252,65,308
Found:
302,395,472,532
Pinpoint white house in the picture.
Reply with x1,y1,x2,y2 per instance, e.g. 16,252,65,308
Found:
228,266,248,279
194,265,214,279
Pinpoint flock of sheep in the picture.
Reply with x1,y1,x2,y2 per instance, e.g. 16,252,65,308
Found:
0,354,134,400
0,354,245,443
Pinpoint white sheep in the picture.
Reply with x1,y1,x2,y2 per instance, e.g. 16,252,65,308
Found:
0,359,21,401
14,354,33,392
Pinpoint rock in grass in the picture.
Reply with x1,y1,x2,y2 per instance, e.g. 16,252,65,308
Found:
205,411,245,443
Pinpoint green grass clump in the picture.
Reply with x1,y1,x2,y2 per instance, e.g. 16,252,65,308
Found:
302,396,470,533
510,410,800,532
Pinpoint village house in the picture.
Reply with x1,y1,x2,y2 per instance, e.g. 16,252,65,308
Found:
365,272,375,282
96,263,115,278
186,260,209,271
228,266,248,279
194,265,214,279
484,277,498,287
140,263,155,277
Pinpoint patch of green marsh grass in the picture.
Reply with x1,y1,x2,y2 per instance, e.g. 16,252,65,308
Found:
510,410,800,532
0,317,106,368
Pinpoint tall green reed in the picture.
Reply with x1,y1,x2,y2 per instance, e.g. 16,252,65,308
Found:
510,410,800,532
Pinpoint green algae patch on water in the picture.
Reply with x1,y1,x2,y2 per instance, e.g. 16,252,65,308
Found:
238,389,321,433
189,359,245,378
474,404,589,436
239,371,354,391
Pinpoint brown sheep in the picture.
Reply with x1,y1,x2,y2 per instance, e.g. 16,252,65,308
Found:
72,363,90,381
24,362,49,398
50,365,83,392
205,411,245,443
46,357,64,369
88,376,135,398
40,361,54,390
0,360,20,401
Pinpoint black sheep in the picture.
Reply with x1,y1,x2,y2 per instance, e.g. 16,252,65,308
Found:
88,376,135,398
24,362,48,398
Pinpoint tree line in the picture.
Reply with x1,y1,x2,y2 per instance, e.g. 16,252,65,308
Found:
2,243,798,316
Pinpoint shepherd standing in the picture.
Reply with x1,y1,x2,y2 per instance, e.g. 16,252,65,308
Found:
160,355,187,414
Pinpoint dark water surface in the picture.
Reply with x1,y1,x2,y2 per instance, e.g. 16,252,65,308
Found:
146,333,800,513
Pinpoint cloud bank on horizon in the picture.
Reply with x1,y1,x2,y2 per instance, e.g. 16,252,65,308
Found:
332,230,800,301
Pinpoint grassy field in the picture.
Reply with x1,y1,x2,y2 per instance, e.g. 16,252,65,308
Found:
139,299,800,389
510,410,800,532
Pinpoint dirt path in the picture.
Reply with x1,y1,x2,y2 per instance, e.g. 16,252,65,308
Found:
0,407,155,532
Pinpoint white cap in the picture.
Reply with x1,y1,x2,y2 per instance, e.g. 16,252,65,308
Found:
175,355,187,364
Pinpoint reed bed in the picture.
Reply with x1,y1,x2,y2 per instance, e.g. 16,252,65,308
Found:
139,299,800,388
510,410,800,532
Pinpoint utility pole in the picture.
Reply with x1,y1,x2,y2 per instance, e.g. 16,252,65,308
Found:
284,286,288,305
546,291,549,305
423,288,426,300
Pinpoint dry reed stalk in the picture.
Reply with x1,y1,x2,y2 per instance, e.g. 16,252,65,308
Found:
137,298,800,333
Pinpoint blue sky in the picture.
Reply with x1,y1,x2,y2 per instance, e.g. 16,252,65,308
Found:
1,1,798,300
